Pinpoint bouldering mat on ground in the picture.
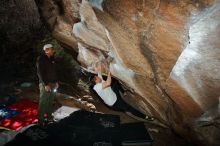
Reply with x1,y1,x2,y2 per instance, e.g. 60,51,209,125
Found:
0,108,19,121
0,99,38,130
5,110,121,146
4,125,65,146
48,110,121,146
58,110,120,128
4,110,153,146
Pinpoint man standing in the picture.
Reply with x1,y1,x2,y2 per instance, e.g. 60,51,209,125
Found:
36,44,59,126
90,71,154,122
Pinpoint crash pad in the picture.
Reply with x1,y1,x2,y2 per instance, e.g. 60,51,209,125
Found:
4,110,153,146
0,108,19,121
0,99,38,130
52,106,80,121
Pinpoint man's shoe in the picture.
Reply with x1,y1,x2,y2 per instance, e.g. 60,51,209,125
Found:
44,118,54,125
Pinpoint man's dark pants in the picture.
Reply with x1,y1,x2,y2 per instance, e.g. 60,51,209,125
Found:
38,83,55,124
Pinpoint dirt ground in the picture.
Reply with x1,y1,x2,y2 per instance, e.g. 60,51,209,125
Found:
15,83,194,146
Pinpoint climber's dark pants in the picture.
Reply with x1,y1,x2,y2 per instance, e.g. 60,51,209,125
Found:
110,80,146,119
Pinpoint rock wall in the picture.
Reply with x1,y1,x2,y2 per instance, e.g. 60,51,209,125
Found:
0,0,46,50
0,0,47,82
34,0,220,145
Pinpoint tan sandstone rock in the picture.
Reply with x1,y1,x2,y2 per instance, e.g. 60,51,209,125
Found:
35,0,219,145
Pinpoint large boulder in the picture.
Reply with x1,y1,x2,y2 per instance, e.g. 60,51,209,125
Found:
34,0,220,145
0,0,47,83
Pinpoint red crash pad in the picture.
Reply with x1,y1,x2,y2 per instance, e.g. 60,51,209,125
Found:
0,99,38,130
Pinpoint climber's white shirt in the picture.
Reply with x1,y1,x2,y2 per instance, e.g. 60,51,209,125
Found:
93,81,117,106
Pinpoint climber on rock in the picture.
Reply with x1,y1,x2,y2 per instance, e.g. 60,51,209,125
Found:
89,63,154,122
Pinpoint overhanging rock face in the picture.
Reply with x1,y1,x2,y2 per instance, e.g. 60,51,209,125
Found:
35,0,220,145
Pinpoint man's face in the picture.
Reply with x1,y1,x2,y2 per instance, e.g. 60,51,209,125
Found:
94,76,102,83
45,48,55,57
